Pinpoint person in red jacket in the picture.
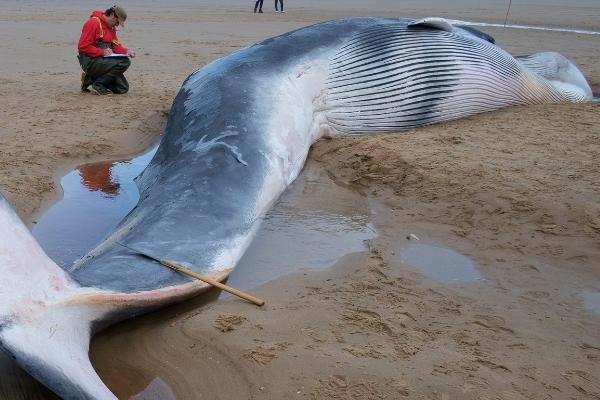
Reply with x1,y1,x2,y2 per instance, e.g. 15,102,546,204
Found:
77,5,136,95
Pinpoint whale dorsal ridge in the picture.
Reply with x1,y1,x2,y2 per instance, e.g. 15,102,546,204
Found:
409,17,496,44
408,17,455,32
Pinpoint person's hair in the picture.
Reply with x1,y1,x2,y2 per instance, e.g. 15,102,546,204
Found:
104,7,115,17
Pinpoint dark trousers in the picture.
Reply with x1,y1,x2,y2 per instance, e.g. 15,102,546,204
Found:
78,53,131,94
254,0,264,11
275,0,283,10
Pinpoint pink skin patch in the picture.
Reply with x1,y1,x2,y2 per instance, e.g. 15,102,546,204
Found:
48,275,66,291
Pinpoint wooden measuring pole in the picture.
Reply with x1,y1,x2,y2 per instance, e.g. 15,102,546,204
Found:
159,259,265,307
117,242,265,307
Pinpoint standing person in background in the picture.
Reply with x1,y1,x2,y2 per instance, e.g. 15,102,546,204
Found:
275,0,284,13
77,5,136,95
254,0,264,13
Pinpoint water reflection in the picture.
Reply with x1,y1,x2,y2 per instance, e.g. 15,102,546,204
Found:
79,163,120,197
33,146,157,269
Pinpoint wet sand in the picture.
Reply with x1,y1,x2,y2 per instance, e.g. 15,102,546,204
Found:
1,0,599,399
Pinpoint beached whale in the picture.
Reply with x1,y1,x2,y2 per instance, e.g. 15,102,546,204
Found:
0,16,592,399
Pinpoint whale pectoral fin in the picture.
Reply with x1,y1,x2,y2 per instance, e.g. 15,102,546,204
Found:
0,270,230,400
408,17,455,32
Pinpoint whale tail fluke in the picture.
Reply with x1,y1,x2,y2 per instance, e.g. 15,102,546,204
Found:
0,278,228,400
0,192,227,399
0,300,118,400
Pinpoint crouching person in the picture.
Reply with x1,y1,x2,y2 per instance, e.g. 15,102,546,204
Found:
77,5,136,95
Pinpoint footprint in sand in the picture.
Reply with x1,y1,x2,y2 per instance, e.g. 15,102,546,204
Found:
472,315,515,334
562,370,600,398
212,314,247,332
242,342,290,365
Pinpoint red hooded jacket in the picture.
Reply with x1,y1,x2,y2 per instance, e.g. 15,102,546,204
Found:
78,10,128,57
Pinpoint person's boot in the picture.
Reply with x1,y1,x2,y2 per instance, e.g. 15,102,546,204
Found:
259,9,263,13
90,84,113,96
90,76,113,96
80,72,93,92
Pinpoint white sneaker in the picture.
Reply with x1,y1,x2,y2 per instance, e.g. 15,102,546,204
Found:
280,10,285,13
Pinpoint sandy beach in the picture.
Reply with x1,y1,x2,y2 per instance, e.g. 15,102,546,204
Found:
0,0,599,399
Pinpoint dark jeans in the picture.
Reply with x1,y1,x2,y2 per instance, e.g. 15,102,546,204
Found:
254,0,264,11
78,52,131,94
275,0,283,10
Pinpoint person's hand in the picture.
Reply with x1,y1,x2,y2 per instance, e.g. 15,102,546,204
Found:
103,48,113,56
127,49,136,58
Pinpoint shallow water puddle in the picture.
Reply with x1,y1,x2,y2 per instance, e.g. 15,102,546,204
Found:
225,162,376,293
399,243,482,284
32,146,158,268
582,291,600,315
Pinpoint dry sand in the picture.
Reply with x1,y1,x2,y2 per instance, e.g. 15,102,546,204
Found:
0,1,599,399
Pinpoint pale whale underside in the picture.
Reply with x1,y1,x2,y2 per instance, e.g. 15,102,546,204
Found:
0,16,592,400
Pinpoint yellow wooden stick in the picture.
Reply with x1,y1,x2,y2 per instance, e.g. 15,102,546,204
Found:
159,259,265,306
118,242,265,306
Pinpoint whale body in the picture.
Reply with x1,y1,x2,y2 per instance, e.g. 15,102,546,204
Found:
0,17,592,399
